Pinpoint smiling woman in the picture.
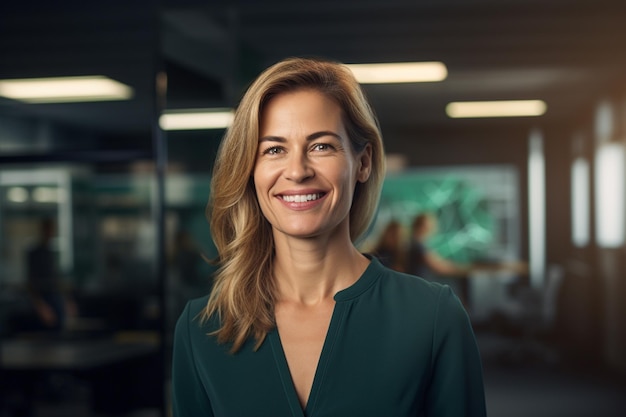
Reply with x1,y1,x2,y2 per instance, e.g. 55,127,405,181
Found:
253,89,372,242
171,57,487,417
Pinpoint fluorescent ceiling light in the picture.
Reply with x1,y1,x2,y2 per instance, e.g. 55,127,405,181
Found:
346,62,447,83
160,109,234,130
0,75,134,103
446,100,547,118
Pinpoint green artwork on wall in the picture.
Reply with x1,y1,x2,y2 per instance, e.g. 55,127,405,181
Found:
374,172,496,263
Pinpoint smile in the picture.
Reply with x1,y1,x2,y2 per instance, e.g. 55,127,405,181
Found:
280,193,324,203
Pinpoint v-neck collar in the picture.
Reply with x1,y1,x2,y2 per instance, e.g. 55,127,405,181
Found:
269,303,347,417
268,330,305,416
267,257,383,416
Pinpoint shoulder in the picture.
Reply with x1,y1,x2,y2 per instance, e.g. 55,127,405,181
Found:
184,294,211,317
371,260,468,322
376,264,476,346
375,261,448,302
174,294,217,338
408,240,425,252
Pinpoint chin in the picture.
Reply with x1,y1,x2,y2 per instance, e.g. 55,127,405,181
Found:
281,228,322,239
274,222,327,239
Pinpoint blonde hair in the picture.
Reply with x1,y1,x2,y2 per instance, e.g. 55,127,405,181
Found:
204,57,386,352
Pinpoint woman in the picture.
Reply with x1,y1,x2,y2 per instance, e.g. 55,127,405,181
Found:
172,57,486,417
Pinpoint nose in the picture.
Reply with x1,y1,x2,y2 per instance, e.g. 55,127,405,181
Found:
284,152,314,182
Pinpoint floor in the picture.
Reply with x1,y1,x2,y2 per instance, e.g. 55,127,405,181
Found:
3,333,625,417
478,333,626,417
485,366,626,417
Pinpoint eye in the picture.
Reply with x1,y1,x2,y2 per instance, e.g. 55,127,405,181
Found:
311,143,333,152
262,146,284,155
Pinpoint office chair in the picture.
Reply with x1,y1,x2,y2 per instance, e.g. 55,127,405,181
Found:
491,264,565,365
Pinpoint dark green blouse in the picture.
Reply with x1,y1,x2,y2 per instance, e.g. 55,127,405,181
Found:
172,257,486,417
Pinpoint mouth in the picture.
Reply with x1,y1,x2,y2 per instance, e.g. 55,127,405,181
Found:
279,192,325,203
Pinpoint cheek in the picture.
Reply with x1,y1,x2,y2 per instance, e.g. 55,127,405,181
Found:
333,169,359,204
252,166,275,207
341,163,360,190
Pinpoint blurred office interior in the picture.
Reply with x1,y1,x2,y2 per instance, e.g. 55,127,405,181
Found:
1,0,626,416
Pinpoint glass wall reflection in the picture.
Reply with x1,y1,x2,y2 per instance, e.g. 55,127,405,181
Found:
0,161,163,416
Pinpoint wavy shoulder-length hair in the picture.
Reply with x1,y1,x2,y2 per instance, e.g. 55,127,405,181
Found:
203,57,386,352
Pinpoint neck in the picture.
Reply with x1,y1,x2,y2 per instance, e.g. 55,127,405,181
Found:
272,233,369,306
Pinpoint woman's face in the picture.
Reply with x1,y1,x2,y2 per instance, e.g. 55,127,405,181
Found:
253,89,371,242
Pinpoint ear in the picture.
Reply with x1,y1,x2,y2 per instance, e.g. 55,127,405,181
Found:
356,143,373,183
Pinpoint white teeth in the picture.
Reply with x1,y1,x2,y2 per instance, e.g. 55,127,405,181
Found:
281,193,321,203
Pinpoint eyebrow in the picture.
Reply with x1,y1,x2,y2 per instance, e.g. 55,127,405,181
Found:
258,130,343,143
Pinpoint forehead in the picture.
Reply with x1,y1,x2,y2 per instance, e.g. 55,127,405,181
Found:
259,89,344,130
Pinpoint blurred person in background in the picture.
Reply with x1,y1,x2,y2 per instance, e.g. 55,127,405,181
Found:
372,220,406,272
407,212,471,280
26,218,77,332
172,57,486,416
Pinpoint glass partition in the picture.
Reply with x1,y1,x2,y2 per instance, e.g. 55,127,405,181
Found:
0,159,165,415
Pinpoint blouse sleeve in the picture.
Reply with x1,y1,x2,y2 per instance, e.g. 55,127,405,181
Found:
171,301,214,417
425,286,487,417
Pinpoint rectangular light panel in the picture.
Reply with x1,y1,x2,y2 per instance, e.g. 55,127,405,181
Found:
528,130,546,289
594,142,625,248
571,157,590,247
159,109,234,130
446,100,547,118
0,75,134,103
346,62,447,83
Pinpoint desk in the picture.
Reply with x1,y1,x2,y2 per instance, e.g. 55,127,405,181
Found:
467,270,519,322
1,337,161,415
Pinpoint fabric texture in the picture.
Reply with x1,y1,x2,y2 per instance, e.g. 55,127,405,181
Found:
171,257,486,417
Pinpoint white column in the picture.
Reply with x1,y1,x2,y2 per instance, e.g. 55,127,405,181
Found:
528,129,546,289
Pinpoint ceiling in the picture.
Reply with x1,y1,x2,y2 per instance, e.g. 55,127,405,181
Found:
1,0,626,147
